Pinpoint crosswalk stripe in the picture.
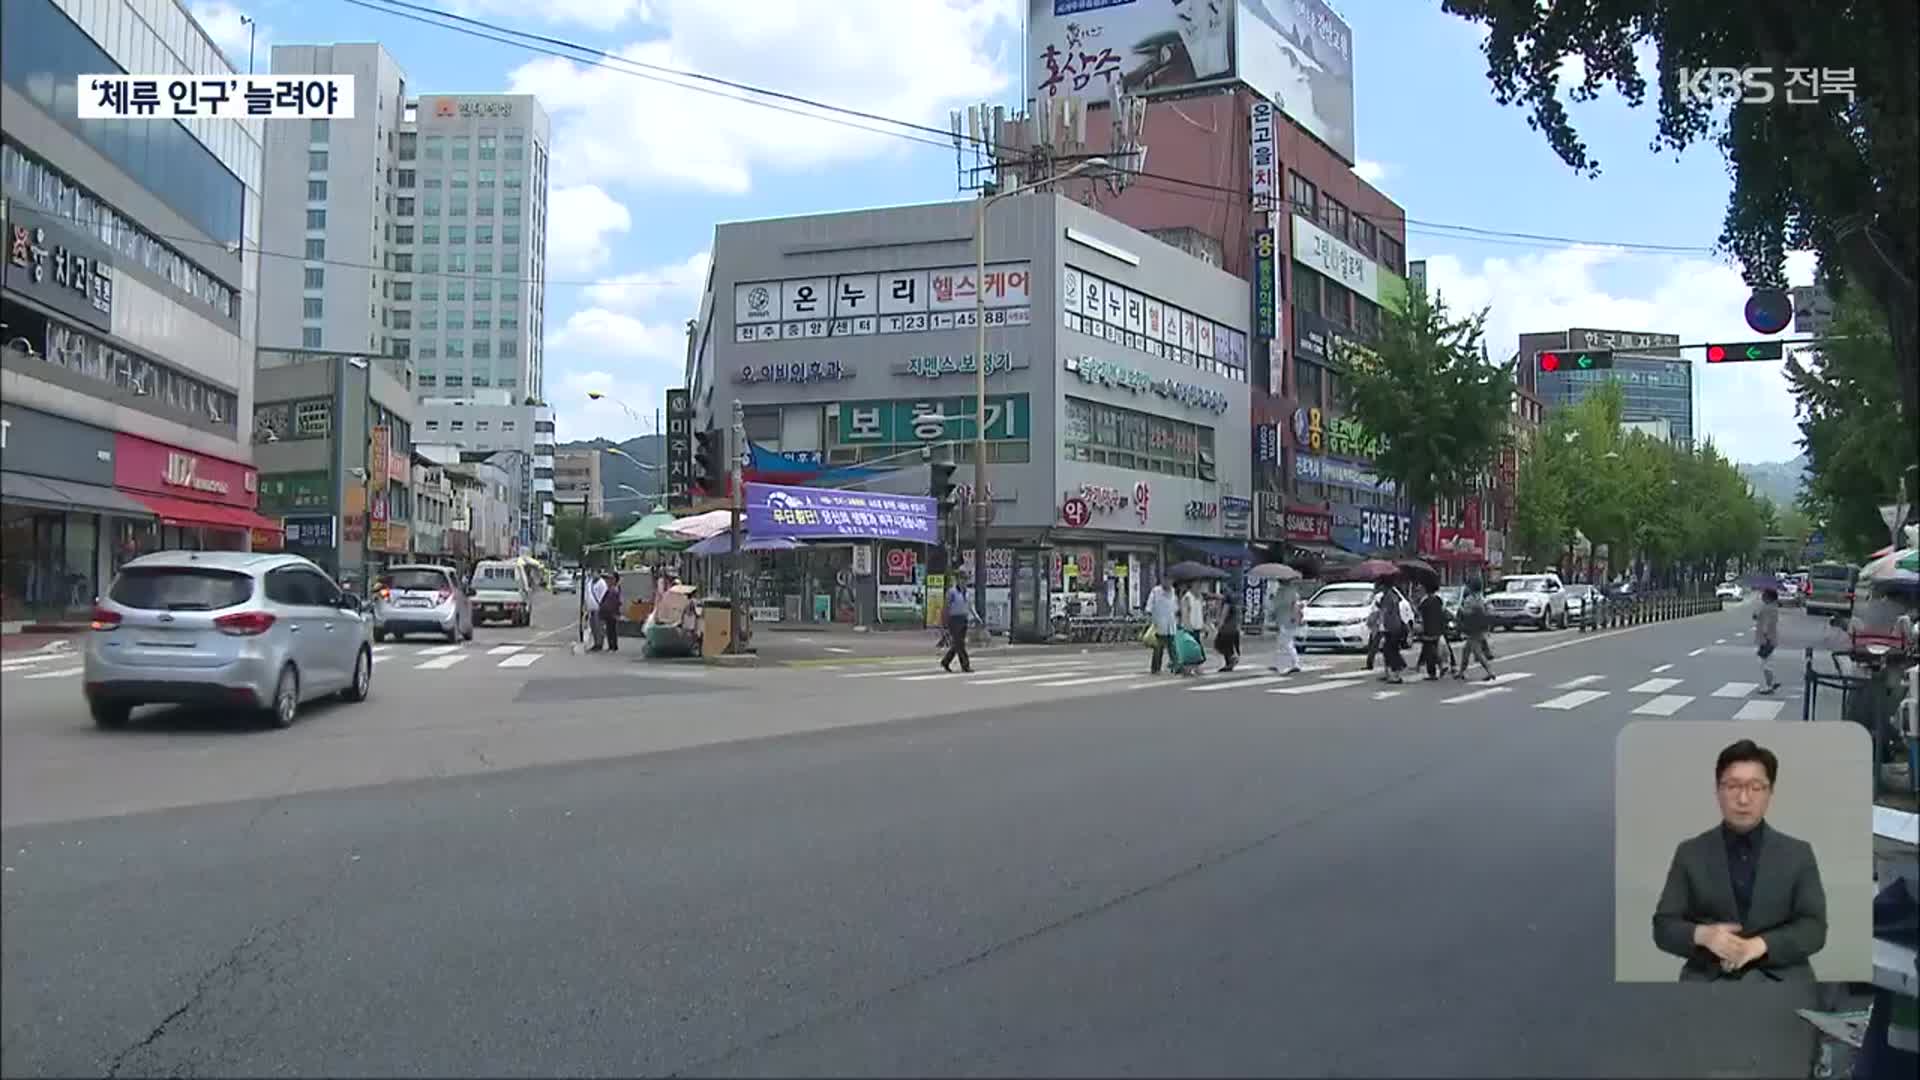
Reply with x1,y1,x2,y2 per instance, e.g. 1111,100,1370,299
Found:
1372,690,1402,700
419,644,462,657
844,669,922,679
1441,686,1510,705
1,654,63,669
497,653,541,668
1191,674,1290,692
23,666,83,680
1651,664,1674,673
1536,689,1609,711
1556,674,1605,689
896,672,963,682
1687,648,1707,657
369,646,393,658
1033,673,1139,688
416,654,467,670
1732,699,1786,721
1630,677,1683,694
1712,681,1758,698
968,669,1093,686
1632,694,1693,716
1270,675,1372,695
486,644,523,656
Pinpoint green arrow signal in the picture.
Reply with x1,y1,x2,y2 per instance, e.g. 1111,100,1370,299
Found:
1576,353,1595,369
1745,345,1764,359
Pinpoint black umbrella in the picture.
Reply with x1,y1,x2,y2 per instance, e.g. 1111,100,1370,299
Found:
1351,558,1400,581
1166,560,1231,582
1397,559,1441,588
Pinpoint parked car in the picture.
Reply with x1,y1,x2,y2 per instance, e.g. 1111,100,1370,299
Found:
552,569,577,593
1715,581,1746,602
83,551,373,730
1296,583,1379,652
1803,561,1858,617
469,558,535,627
1484,573,1570,630
1562,582,1599,623
1433,585,1464,641
372,564,473,643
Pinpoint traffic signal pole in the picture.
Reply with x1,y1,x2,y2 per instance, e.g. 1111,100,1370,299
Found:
728,399,745,653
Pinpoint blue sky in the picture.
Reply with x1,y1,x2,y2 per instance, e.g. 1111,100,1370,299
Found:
193,0,1810,464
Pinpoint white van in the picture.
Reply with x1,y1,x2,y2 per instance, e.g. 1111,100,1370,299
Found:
469,559,533,627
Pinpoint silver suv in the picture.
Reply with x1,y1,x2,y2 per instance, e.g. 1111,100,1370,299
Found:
1485,573,1570,630
84,551,374,730
373,564,473,643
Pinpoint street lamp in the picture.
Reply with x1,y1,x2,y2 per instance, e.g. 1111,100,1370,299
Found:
970,157,1105,620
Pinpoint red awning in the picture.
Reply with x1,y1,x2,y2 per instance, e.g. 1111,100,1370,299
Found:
129,492,283,534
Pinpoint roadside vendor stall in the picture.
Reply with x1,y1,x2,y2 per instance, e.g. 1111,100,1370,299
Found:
588,511,689,632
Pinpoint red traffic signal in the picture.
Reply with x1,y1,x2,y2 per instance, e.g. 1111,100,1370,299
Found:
1705,341,1785,363
1535,349,1612,372
1539,351,1562,372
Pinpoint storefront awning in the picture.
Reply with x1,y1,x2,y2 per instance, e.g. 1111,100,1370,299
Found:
127,492,283,533
1288,542,1359,563
2,472,155,518
1172,538,1252,563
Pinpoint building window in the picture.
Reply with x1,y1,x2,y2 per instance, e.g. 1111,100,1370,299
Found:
473,341,491,360
419,310,439,330
446,340,464,359
504,132,525,160
1378,234,1405,276
450,418,464,429
447,280,466,302
502,224,521,245
1352,298,1379,340
1324,282,1351,328
307,180,327,200
449,253,468,273
392,338,410,360
302,327,322,348
504,173,522,189
398,132,417,160
475,225,493,245
1289,171,1317,220
309,151,329,172
503,197,521,217
501,282,520,303
449,225,467,245
452,138,470,161
420,253,440,273
303,267,324,289
393,280,413,301
500,312,519,330
425,417,439,427
419,345,437,361
451,170,469,190
1322,196,1349,242
499,376,518,389
422,173,443,190
475,198,493,218
1294,357,1324,407
475,419,490,430
303,298,324,319
449,198,467,218
304,239,325,260
475,257,493,275
419,280,439,301
396,196,415,217
473,308,492,328
305,209,326,230
390,253,413,273
1352,218,1377,259
309,118,330,142
1060,397,1207,477
422,135,446,160
499,339,518,359
392,311,412,330
397,169,416,190
1293,262,1321,316
394,225,414,245
421,195,440,218
295,400,332,436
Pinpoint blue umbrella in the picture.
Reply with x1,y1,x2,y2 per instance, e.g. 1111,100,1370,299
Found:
687,533,800,557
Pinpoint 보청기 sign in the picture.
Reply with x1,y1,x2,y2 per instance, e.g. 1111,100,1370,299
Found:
744,483,939,544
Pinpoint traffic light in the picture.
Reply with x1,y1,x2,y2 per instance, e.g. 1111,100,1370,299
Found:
929,462,957,514
1536,349,1613,373
1705,341,1785,363
693,428,726,495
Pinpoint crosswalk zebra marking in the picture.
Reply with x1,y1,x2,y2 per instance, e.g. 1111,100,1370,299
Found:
1631,677,1683,694
1191,674,1291,693
967,669,1095,686
1536,689,1609,711
1033,673,1140,688
1372,690,1403,700
1269,675,1373,695
415,654,468,671
23,666,83,680
1651,663,1674,673
1732,699,1786,721
1556,674,1605,689
1441,686,1510,705
497,653,542,668
1687,648,1708,657
1632,694,1693,716
418,644,463,657
1711,681,1758,698
486,644,523,656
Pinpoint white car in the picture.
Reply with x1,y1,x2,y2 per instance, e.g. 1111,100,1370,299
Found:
1485,573,1570,630
1716,582,1745,601
1295,583,1379,652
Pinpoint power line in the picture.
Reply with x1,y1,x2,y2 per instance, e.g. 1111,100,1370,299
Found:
342,0,1721,257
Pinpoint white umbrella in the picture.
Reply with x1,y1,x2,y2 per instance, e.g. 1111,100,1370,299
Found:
658,509,732,541
1249,562,1302,581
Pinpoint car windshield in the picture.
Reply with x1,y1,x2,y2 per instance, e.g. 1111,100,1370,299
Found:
1308,587,1376,608
388,569,451,592
477,566,518,582
110,567,254,611
1498,577,1550,592
1809,564,1854,582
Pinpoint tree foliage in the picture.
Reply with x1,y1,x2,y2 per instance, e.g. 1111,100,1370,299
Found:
1330,286,1514,539
1789,284,1910,560
550,512,629,561
1441,0,1920,427
1509,382,1766,576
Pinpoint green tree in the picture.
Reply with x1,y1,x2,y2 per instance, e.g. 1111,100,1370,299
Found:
1789,285,1911,561
1330,286,1514,550
551,513,623,563
1441,0,1919,427
1509,427,1573,570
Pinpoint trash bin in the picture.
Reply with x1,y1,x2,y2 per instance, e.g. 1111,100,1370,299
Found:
703,599,734,656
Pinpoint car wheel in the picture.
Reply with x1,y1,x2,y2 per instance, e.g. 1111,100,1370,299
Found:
266,664,299,729
90,699,132,730
444,626,459,644
339,646,372,703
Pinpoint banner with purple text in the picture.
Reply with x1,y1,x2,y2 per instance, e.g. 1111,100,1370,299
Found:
744,483,939,544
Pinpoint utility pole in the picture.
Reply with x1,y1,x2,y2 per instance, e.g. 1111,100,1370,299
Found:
728,398,746,652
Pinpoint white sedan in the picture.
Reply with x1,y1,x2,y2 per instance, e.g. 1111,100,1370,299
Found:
1295,583,1379,652
1715,582,1745,601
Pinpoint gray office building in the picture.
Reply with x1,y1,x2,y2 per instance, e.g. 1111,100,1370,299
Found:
1521,327,1695,447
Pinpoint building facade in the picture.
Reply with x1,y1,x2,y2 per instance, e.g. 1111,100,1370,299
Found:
1523,326,1695,447
552,448,603,517
690,195,1252,627
2,0,273,622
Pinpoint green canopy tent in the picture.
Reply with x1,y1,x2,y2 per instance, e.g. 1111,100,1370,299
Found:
593,511,689,553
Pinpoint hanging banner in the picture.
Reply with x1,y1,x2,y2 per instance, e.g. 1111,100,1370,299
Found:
744,483,938,544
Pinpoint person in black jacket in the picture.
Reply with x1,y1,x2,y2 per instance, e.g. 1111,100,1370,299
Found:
1416,584,1448,681
1214,597,1242,673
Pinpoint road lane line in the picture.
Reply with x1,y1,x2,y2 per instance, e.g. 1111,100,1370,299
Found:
1191,674,1290,692
967,669,1094,686
1034,673,1140,688
1712,681,1757,698
1651,663,1674,673
415,654,468,670
1688,648,1707,657
896,672,967,681
1441,686,1511,704
1632,694,1693,716
486,644,523,656
1372,690,1403,700
1556,674,1606,689
1269,675,1373,695
497,653,541,668
1,654,63,669
1536,689,1610,711
23,666,83,680
419,644,462,656
1631,677,1683,693
1714,638,1727,645
1732,700,1786,721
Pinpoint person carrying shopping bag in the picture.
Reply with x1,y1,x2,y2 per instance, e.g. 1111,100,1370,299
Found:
1144,578,1179,674
1173,582,1208,676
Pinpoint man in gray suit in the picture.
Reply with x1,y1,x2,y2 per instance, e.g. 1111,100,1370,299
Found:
1652,739,1828,982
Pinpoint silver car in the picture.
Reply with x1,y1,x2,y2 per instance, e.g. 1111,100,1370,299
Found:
372,564,473,643
84,551,374,730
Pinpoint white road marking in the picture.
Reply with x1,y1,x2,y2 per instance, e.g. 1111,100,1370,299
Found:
23,666,83,680
1270,675,1373,695
967,669,1094,686
1631,678,1683,694
1712,681,1758,698
844,669,926,679
824,647,855,654
1687,648,1707,657
1192,674,1290,693
896,672,965,682
1,654,63,669
1651,664,1673,673
1536,689,1610,711
369,646,394,658
497,653,541,668
1441,686,1511,705
1714,638,1727,645
1372,690,1403,700
486,644,523,656
419,644,462,656
1732,700,1786,721
416,654,468,670
1632,694,1693,716
1556,674,1606,689
1034,673,1140,688
814,665,843,672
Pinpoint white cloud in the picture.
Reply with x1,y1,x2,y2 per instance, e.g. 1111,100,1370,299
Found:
547,309,690,441
1419,245,1818,465
1353,159,1389,184
190,3,266,70
446,1,652,33
546,185,633,276
583,251,710,311
508,0,1015,195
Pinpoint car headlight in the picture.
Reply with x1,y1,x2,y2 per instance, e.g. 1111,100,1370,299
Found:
1526,600,1543,610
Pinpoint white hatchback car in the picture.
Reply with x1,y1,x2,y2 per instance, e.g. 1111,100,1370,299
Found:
84,551,373,729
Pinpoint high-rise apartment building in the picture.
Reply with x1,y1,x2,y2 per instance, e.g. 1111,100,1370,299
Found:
258,45,553,552
3,0,273,621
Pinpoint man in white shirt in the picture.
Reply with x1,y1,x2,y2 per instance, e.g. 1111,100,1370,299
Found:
1146,579,1179,674
586,571,609,652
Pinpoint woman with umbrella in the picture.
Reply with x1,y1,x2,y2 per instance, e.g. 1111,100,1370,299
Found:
1166,561,1226,676
1252,562,1305,675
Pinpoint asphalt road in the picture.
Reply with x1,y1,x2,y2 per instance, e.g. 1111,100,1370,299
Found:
1,599,1838,1076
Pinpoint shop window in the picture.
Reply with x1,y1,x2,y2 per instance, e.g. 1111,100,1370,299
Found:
0,506,98,620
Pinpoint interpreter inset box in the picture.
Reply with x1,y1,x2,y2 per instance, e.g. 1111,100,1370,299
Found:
1614,721,1871,983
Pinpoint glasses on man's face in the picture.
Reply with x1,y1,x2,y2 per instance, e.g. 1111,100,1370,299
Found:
1718,780,1772,796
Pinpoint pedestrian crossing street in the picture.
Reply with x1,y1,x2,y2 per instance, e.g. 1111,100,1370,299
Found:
0,642,562,681
816,655,1795,720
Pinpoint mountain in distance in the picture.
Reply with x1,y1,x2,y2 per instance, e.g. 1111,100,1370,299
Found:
556,434,664,515
1738,452,1809,509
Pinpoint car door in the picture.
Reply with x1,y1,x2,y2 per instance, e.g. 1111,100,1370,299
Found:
264,567,334,693
308,570,363,687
